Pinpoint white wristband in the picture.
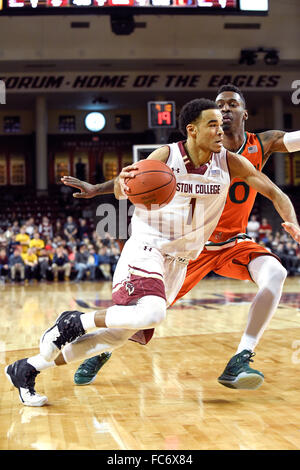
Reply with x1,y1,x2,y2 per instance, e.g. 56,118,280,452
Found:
283,131,300,153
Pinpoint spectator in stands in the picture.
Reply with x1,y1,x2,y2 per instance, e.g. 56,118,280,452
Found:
25,217,36,237
8,235,21,256
91,230,98,244
38,248,51,282
66,236,77,252
110,245,120,276
0,229,7,247
98,245,111,281
29,231,45,256
52,235,63,250
77,218,90,241
54,220,64,239
4,225,13,242
64,216,78,241
9,248,25,284
11,221,20,235
247,214,260,241
0,248,9,281
87,245,98,281
74,244,89,282
52,246,71,282
68,245,76,266
15,226,30,254
271,232,281,251
263,234,274,251
22,247,38,283
293,252,300,276
273,242,294,275
44,238,55,261
283,241,298,275
259,217,273,242
39,216,53,240
102,232,114,248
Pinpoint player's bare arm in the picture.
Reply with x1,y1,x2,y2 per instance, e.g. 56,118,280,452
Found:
115,145,169,199
227,151,300,242
61,176,116,198
259,129,300,166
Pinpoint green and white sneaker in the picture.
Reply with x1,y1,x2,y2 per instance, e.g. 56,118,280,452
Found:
74,353,112,386
218,350,264,390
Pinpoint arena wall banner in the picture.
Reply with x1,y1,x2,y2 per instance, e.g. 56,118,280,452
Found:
0,71,298,93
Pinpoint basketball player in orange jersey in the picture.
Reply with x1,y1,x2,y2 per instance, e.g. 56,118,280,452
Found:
6,98,300,407
63,85,300,391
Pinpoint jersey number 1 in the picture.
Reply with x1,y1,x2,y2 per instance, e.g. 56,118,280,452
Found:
187,198,196,225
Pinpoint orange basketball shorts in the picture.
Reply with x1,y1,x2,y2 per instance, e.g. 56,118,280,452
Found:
173,240,280,303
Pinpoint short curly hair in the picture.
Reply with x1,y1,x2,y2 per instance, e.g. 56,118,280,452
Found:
216,84,246,107
178,98,218,137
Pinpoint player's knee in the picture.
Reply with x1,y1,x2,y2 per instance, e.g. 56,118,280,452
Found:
272,263,287,285
148,306,166,328
138,296,166,328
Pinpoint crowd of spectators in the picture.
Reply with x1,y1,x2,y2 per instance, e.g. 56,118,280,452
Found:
0,215,121,284
246,215,300,276
0,211,299,285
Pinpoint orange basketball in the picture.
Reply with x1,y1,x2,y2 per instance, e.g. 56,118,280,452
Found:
124,159,176,210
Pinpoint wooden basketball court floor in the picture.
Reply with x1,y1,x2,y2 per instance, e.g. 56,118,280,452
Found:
1,276,300,451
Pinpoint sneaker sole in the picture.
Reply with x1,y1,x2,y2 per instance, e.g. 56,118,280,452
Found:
74,353,112,386
218,372,264,390
5,366,48,407
74,375,97,386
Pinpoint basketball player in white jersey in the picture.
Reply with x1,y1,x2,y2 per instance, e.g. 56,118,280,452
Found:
5,98,300,407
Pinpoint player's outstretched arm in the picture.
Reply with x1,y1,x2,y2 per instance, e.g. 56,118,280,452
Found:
259,130,300,166
227,151,300,243
61,176,116,198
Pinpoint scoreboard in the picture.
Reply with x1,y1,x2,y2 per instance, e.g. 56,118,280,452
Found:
0,0,269,14
148,101,176,129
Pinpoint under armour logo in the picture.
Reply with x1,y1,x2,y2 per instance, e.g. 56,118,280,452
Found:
144,246,152,251
64,314,76,325
171,167,180,174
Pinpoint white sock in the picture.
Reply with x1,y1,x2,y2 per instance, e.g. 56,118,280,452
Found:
62,329,135,364
80,311,97,332
27,354,56,371
236,333,257,354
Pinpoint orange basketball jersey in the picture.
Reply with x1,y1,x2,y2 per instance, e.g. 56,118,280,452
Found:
208,132,264,244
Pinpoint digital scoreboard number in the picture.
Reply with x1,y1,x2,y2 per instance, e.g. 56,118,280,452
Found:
147,101,176,129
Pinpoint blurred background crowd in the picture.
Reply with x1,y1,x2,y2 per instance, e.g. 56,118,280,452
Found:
245,214,300,277
0,197,299,285
0,208,121,285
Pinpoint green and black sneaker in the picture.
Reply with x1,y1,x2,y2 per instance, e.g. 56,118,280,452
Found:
74,352,112,386
218,350,264,390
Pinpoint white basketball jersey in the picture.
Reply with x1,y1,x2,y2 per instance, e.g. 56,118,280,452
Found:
130,141,231,260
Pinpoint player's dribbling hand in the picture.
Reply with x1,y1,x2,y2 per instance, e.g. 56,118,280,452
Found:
118,164,139,195
282,222,300,243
